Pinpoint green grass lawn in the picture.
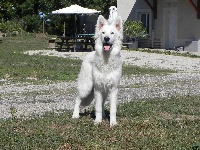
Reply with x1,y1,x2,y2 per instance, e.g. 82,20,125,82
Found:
0,96,199,149
0,35,199,149
0,35,82,84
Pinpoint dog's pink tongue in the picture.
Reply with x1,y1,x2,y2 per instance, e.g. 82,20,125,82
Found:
104,45,110,51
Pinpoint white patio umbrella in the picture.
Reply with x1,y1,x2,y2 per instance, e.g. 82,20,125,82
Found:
52,4,100,36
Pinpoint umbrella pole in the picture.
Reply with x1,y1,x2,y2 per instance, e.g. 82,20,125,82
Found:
74,14,77,52
74,14,78,37
63,22,66,37
42,20,45,34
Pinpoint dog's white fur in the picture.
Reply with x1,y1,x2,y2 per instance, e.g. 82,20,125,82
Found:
72,15,123,127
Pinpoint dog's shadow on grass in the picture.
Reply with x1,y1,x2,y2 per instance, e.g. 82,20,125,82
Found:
79,109,110,121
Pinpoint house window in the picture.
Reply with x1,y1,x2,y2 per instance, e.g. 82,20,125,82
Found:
140,13,150,35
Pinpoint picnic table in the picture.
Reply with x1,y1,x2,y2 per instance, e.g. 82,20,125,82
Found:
122,42,133,50
77,34,94,37
55,34,95,52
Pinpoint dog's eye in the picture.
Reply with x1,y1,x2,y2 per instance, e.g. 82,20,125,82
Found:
102,32,105,34
111,32,114,34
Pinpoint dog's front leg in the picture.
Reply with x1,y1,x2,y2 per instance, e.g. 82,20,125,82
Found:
94,90,103,124
109,88,118,127
72,96,81,118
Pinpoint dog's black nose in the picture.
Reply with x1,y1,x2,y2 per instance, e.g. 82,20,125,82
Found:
104,36,110,42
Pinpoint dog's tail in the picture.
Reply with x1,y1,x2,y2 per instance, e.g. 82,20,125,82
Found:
77,52,94,106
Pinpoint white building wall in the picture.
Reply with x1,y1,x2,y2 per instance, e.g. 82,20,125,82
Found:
177,1,200,42
128,0,151,20
118,0,200,51
160,0,200,51
117,0,136,21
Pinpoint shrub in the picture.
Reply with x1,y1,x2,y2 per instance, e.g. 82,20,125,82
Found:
123,20,146,39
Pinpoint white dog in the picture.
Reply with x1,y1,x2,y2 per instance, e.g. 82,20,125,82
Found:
72,15,123,127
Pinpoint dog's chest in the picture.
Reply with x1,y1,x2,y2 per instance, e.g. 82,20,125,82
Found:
93,53,122,90
94,54,120,74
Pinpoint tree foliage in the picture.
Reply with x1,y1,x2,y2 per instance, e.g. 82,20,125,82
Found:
0,0,116,35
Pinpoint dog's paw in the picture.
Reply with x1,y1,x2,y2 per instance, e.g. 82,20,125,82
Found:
94,118,102,125
110,121,117,127
72,113,79,119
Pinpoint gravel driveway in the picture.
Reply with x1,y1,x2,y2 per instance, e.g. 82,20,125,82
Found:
1,50,200,119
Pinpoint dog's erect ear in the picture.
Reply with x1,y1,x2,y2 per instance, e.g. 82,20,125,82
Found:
112,16,122,31
112,16,123,40
97,15,107,30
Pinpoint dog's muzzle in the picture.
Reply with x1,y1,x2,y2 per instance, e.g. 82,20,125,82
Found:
103,36,113,51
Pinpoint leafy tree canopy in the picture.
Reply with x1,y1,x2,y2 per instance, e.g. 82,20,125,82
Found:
0,0,116,34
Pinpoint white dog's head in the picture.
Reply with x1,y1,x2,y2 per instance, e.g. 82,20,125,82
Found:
95,15,123,52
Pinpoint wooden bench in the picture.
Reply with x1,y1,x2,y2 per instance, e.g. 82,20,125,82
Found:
55,36,95,52
55,41,95,51
122,42,132,50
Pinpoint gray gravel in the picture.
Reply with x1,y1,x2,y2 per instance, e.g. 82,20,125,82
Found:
0,50,200,119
